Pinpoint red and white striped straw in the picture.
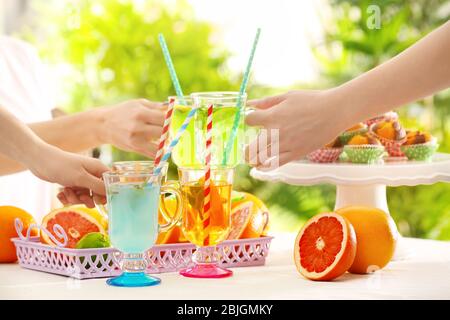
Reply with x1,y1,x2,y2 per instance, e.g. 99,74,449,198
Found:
203,103,213,220
154,97,175,168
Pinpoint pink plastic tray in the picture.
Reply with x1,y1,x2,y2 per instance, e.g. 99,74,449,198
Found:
12,236,273,279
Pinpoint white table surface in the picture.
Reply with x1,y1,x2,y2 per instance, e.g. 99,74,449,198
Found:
1,234,450,300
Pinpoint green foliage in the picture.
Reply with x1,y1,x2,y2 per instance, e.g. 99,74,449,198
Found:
315,0,448,83
22,0,450,239
313,0,450,240
23,0,239,162
24,0,237,111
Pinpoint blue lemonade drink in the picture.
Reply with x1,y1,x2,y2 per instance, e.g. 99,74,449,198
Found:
108,183,160,253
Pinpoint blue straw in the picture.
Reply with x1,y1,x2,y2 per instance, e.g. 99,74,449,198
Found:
222,28,261,165
158,33,186,105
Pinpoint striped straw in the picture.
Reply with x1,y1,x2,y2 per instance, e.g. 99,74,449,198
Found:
154,97,175,168
222,28,261,165
158,34,186,105
153,105,200,177
203,104,213,231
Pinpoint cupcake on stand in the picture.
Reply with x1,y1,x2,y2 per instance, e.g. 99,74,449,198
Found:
369,119,407,160
401,130,438,161
343,133,385,164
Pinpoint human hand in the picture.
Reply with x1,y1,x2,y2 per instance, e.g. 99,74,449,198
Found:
97,99,165,157
245,90,352,167
57,187,106,209
26,143,109,207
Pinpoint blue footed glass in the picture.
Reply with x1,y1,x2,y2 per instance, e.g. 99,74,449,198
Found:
98,166,183,288
107,273,161,287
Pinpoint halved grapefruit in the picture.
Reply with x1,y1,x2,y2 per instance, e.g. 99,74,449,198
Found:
231,192,270,239
41,207,106,248
294,212,356,281
226,202,253,240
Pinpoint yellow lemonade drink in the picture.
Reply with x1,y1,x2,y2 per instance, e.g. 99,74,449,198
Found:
181,181,232,247
178,166,235,278
178,166,234,247
169,92,247,168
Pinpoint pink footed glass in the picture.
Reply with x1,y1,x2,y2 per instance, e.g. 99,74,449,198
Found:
178,166,234,278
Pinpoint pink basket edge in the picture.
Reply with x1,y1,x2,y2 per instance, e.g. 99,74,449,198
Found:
11,235,274,253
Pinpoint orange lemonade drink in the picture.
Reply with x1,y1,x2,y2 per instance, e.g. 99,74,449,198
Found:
181,181,232,247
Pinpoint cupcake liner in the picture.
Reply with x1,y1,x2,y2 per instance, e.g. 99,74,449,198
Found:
364,111,399,127
343,145,385,164
368,123,406,157
339,127,368,145
307,147,343,163
401,141,438,161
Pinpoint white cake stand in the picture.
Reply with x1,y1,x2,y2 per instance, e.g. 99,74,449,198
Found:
251,153,450,260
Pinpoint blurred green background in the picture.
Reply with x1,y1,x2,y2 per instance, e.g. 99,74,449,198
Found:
19,0,450,239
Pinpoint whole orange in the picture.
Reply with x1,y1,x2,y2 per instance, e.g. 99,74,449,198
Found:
336,206,398,274
0,206,38,263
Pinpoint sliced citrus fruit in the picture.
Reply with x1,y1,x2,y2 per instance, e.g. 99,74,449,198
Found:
72,205,108,231
336,206,398,274
156,196,187,244
226,202,253,240
41,207,106,248
294,212,356,281
233,192,270,239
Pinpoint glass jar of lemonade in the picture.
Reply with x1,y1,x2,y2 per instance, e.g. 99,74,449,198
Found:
169,92,247,168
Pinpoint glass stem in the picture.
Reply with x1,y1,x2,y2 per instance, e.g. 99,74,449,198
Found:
193,246,218,265
122,253,147,273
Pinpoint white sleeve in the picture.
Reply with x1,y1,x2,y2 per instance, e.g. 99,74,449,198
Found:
0,36,54,122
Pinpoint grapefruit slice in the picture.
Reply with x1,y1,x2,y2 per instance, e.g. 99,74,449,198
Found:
232,192,270,239
73,205,108,231
294,212,356,281
226,202,253,240
41,207,106,248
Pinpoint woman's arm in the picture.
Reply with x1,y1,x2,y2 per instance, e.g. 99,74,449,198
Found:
335,20,450,125
0,99,165,175
0,107,108,195
246,21,450,167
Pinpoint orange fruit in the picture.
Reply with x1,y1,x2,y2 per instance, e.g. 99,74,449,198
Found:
156,196,187,244
71,205,108,231
0,206,38,263
41,207,106,248
294,212,356,281
336,206,398,274
226,201,253,240
232,192,270,239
